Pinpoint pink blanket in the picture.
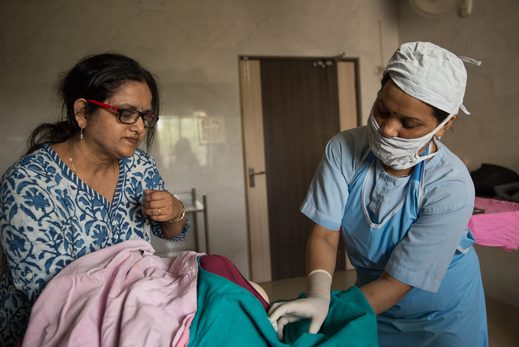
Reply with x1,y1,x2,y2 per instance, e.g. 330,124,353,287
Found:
469,197,519,251
22,240,201,347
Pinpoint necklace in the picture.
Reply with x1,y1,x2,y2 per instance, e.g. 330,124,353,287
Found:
67,140,78,174
67,140,119,178
384,166,411,178
382,162,412,178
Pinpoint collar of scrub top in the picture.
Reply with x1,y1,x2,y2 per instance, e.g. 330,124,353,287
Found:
361,144,430,228
383,41,481,117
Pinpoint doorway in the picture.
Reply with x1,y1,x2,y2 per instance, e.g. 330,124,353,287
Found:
240,57,360,282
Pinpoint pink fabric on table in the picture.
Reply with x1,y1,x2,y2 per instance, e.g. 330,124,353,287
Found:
22,239,202,347
469,197,519,251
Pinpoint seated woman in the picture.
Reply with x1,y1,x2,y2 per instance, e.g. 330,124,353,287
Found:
0,53,190,345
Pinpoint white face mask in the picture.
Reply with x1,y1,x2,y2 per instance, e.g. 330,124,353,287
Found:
367,110,454,170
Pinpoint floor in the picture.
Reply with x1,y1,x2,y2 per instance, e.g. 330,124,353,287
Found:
261,270,519,347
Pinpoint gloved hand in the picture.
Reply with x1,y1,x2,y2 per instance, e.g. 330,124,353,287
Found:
268,269,332,340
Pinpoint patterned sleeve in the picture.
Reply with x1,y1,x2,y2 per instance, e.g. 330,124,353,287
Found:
0,164,73,302
138,150,189,241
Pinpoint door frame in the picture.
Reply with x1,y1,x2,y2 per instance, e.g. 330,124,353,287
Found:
239,56,361,282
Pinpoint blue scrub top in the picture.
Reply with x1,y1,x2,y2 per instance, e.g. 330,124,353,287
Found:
301,126,475,292
301,127,488,346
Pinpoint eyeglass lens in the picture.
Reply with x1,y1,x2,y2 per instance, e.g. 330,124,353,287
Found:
118,109,158,127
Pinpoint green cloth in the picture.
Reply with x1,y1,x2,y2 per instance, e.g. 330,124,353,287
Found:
188,264,378,346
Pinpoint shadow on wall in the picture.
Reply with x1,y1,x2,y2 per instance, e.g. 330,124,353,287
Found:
174,138,201,170
475,245,519,309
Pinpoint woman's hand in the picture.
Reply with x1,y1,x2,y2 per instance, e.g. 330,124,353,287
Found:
268,270,332,339
143,189,183,222
143,189,186,238
268,224,339,339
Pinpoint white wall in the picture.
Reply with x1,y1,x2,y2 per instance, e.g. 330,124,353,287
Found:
0,0,400,277
398,0,519,174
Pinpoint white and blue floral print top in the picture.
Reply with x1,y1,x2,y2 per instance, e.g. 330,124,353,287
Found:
0,144,188,344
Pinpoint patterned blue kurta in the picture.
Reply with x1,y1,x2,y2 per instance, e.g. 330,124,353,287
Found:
0,144,188,344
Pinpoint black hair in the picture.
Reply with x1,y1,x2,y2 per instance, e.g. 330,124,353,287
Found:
381,73,450,123
26,53,160,154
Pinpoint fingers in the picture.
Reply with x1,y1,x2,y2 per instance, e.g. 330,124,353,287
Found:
277,315,301,339
142,190,175,222
269,301,305,321
268,299,326,339
277,316,288,340
142,207,169,222
268,301,291,322
269,301,305,340
144,189,170,204
269,313,301,340
267,301,285,316
308,316,325,334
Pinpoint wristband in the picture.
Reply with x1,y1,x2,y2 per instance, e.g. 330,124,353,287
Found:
308,269,333,280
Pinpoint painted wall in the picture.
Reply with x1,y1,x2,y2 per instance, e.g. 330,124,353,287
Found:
398,0,519,174
0,0,400,276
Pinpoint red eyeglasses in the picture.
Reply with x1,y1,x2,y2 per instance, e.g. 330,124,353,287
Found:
86,99,159,128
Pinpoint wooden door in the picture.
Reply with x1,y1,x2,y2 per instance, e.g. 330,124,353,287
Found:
240,57,359,282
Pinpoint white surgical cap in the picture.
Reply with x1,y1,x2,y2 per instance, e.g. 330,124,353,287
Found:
384,41,481,115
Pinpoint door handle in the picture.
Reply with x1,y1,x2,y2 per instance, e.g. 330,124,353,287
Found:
248,168,266,188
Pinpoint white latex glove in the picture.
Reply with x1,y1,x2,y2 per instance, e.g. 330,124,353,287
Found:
268,269,332,340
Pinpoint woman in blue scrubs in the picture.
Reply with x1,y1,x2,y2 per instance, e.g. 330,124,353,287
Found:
269,42,488,346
